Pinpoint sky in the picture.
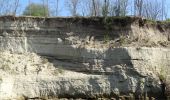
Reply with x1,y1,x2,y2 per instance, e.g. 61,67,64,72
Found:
18,0,170,18
19,0,69,16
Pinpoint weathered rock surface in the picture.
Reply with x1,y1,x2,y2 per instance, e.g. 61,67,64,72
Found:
0,16,169,99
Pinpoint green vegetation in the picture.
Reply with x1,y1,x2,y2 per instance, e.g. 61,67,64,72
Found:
160,18,170,24
159,67,167,81
52,68,64,76
23,3,49,16
104,34,110,43
103,17,113,30
145,19,157,24
119,35,126,45
165,18,170,22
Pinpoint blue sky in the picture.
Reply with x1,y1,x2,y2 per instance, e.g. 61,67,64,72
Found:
19,0,170,18
19,0,70,16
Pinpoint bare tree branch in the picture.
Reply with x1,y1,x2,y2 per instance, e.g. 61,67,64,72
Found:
66,0,79,16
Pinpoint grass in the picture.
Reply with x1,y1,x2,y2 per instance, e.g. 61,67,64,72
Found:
145,19,157,24
119,35,130,46
119,35,126,45
160,18,170,23
52,68,64,76
159,67,167,81
103,34,110,43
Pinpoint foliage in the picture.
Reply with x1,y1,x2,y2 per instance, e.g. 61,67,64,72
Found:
103,17,114,30
102,0,109,17
104,34,110,43
145,19,157,24
161,18,170,23
159,67,167,81
52,68,64,76
0,0,19,15
23,3,49,16
119,35,126,45
166,18,170,22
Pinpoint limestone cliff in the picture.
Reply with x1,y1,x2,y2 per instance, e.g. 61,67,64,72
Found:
0,16,169,99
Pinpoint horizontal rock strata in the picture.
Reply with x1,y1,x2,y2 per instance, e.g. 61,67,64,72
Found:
0,16,169,99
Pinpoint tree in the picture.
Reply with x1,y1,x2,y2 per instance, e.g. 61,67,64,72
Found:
161,0,167,20
102,0,109,17
0,0,20,15
90,0,103,16
114,0,128,16
46,0,60,16
13,0,20,15
109,0,117,16
78,0,102,17
55,0,59,16
42,0,49,16
92,0,96,16
23,3,49,16
134,0,143,16
78,0,90,16
143,0,162,20
66,0,79,16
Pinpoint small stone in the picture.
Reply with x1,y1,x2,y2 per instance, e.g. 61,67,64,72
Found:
112,88,120,96
57,38,63,43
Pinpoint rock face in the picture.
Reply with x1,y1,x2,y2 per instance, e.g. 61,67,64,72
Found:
0,16,169,99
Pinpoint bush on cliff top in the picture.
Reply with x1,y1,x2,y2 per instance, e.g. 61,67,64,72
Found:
23,3,49,17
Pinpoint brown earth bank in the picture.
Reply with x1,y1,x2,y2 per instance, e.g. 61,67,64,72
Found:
0,16,169,99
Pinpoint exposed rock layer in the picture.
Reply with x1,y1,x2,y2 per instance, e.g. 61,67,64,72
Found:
0,16,169,99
